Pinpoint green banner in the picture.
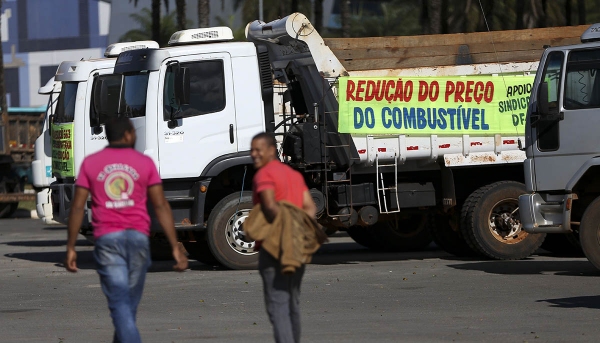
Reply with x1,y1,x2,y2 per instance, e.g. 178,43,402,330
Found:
51,123,75,178
338,75,535,135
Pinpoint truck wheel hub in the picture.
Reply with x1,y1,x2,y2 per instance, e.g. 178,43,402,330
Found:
225,209,256,255
488,200,526,244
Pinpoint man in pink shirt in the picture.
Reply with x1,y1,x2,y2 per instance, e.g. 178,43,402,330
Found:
65,117,187,343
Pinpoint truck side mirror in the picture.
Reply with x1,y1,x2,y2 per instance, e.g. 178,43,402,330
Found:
537,82,549,117
174,67,190,107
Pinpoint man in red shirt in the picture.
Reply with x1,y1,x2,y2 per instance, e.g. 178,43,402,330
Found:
251,132,316,343
65,117,187,343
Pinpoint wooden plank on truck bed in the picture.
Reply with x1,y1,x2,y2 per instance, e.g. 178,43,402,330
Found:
324,25,587,71
324,25,587,49
331,37,582,60
339,50,548,71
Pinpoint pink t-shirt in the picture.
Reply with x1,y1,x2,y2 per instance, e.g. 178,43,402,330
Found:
75,146,162,239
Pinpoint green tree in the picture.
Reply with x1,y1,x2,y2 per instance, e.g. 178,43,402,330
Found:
235,0,312,25
119,8,179,47
175,0,187,30
129,0,170,43
215,15,246,41
198,0,210,28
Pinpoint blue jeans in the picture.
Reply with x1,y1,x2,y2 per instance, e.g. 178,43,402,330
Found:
94,229,151,343
259,250,305,343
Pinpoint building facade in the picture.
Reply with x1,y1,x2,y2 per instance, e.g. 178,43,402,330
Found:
2,0,110,108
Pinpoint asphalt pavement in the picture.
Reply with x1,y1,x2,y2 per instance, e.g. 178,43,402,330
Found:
1,218,599,343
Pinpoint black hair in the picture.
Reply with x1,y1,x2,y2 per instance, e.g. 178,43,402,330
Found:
252,132,277,148
105,117,134,143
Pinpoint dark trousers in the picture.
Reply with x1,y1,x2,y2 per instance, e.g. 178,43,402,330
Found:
259,249,305,343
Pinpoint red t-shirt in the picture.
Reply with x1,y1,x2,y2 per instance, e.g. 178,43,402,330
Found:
252,160,308,208
75,146,162,239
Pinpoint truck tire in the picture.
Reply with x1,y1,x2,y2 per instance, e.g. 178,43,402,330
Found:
429,210,479,257
369,213,432,251
579,196,600,269
0,202,18,218
0,180,19,218
183,233,220,266
206,191,258,270
346,226,386,250
461,181,546,260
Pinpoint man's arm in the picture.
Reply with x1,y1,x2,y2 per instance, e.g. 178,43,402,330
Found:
259,189,279,223
65,186,89,273
302,190,317,219
148,184,188,271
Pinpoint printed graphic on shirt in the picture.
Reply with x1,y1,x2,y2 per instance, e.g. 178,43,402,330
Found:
96,163,140,209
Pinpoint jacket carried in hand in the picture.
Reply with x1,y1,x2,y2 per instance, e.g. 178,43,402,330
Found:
244,201,328,274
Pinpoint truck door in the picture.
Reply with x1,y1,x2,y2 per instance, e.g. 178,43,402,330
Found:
86,72,121,157
530,48,600,191
157,53,237,179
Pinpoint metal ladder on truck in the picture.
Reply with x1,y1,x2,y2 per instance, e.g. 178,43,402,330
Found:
375,153,401,214
318,104,356,224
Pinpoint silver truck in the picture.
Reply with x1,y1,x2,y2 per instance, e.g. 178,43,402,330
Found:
519,23,600,267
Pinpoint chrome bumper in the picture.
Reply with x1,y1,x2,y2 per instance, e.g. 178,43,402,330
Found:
518,193,571,233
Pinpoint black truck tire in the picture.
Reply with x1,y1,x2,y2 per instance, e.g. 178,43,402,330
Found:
346,226,386,250
579,196,600,269
429,210,479,257
183,233,220,266
206,191,258,270
0,202,18,218
369,213,432,251
0,180,19,218
461,181,546,260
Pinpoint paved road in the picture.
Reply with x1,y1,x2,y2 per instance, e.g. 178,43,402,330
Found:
1,219,599,343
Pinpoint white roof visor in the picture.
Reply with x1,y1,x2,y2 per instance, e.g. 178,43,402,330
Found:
104,41,160,57
168,27,234,46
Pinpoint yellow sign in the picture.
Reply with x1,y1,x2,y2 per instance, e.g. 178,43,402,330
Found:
51,123,75,178
338,75,535,135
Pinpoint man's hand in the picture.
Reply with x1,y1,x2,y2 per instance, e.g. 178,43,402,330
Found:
149,184,188,272
66,186,88,273
172,247,188,272
65,248,78,273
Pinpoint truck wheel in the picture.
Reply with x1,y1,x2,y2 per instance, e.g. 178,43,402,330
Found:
429,210,479,257
183,233,220,266
462,181,546,260
370,213,432,251
579,197,600,269
206,191,258,270
346,226,386,250
0,180,19,218
0,202,19,218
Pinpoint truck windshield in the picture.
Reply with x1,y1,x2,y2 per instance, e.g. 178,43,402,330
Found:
54,82,78,123
119,72,149,117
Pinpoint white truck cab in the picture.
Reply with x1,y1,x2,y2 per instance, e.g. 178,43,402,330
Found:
519,23,600,268
32,77,60,223
42,41,158,229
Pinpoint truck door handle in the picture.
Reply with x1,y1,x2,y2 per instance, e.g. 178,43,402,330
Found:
229,124,234,144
